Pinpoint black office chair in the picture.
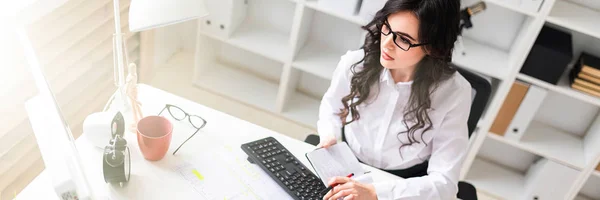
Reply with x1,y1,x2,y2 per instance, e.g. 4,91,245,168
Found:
304,67,491,200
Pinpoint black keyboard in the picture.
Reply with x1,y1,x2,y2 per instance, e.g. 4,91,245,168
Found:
241,137,326,200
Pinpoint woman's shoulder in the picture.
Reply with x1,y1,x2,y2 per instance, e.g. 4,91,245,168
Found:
433,71,473,106
339,49,365,69
333,49,365,77
341,49,365,63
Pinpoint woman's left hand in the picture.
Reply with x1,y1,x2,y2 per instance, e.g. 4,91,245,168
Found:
322,176,378,200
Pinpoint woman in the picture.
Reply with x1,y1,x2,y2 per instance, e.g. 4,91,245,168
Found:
318,0,471,199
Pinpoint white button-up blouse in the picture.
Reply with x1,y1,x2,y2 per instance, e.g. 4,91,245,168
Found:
318,49,472,200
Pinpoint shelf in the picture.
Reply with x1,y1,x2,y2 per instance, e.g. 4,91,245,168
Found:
229,23,291,63
547,0,600,40
517,72,600,107
574,195,594,200
303,1,368,26
452,37,510,80
487,121,586,170
465,158,524,199
484,0,539,17
282,92,320,128
193,57,279,113
293,41,343,80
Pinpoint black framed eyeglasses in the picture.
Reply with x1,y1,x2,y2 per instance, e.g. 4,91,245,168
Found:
377,19,427,51
158,104,207,155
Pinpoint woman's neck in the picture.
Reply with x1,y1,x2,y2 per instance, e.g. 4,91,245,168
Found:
389,67,415,83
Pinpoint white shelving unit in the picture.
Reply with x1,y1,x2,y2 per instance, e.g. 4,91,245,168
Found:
464,0,600,199
146,0,600,198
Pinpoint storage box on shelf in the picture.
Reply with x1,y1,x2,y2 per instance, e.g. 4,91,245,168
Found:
520,25,573,85
577,174,600,200
466,138,580,200
193,35,283,112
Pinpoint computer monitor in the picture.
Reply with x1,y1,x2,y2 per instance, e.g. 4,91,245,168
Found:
17,25,95,200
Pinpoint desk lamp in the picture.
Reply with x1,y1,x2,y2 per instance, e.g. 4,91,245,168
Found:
109,0,208,116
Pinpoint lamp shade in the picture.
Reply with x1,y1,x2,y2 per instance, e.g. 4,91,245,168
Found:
128,0,208,32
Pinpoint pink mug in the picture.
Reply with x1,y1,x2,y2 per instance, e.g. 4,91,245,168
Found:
137,116,173,161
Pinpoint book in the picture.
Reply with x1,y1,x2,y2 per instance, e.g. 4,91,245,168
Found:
490,81,530,136
305,142,372,186
569,55,600,97
578,52,600,79
572,82,600,97
578,72,600,85
573,78,600,93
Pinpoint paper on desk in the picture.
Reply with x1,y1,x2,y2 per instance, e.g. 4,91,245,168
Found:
172,144,292,200
306,142,372,185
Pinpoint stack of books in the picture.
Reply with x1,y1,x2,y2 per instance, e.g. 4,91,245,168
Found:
569,52,600,97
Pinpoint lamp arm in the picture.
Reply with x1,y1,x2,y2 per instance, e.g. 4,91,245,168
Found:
113,0,125,89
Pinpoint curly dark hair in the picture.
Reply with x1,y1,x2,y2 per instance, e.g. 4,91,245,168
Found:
339,0,461,152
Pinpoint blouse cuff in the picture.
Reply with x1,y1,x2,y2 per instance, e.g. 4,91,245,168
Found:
373,180,406,200
317,121,343,142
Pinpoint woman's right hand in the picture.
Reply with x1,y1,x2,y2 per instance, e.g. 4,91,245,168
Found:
317,135,337,148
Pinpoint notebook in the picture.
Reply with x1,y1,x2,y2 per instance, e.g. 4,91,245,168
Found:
305,142,372,185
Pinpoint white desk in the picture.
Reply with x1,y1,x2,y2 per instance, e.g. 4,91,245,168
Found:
17,84,400,199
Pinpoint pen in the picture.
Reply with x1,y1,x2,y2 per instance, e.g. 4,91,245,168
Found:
319,173,354,195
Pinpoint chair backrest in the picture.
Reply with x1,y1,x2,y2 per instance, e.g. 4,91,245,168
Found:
456,67,492,138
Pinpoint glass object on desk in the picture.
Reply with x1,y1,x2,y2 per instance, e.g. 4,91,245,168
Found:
109,33,133,114
158,104,208,155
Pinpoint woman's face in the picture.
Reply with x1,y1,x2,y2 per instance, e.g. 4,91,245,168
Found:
380,11,426,71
